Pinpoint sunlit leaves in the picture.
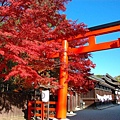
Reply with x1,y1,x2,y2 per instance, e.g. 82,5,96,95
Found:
0,0,95,92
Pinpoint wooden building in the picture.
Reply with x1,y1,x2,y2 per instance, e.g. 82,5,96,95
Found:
81,73,120,108
102,73,120,104
67,73,120,112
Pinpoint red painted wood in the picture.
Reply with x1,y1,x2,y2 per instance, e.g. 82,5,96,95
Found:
56,40,68,119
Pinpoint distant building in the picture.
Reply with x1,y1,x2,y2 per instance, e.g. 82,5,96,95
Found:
81,73,120,108
67,73,120,112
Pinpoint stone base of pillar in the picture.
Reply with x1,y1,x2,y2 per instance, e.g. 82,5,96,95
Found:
75,107,81,111
67,112,76,117
70,111,74,114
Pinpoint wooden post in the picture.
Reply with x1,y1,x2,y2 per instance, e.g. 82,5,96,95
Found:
70,94,73,113
75,93,78,108
88,36,96,46
42,102,44,120
56,40,68,119
28,101,32,120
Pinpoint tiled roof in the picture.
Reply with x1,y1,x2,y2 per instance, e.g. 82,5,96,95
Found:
89,74,117,90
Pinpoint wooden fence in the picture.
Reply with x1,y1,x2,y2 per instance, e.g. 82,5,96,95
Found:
28,101,57,120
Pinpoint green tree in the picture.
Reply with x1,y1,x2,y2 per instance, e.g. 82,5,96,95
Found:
115,75,120,82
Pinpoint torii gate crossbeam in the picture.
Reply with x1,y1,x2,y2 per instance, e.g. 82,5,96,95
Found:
55,21,120,119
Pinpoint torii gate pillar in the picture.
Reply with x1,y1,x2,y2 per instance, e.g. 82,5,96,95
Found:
56,40,69,119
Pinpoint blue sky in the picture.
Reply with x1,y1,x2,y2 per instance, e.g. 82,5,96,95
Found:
65,0,120,77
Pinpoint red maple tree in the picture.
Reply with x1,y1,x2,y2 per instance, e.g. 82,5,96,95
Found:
0,0,95,92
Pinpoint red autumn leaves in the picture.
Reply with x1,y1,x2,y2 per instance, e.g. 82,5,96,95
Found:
0,0,95,92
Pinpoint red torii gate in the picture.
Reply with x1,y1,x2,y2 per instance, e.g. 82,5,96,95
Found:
55,20,120,119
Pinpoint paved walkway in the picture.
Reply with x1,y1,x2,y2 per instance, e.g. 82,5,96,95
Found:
67,104,120,120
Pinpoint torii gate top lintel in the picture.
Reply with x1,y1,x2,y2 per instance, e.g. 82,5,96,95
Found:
52,21,120,58
70,20,120,40
70,20,120,54
89,20,120,31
